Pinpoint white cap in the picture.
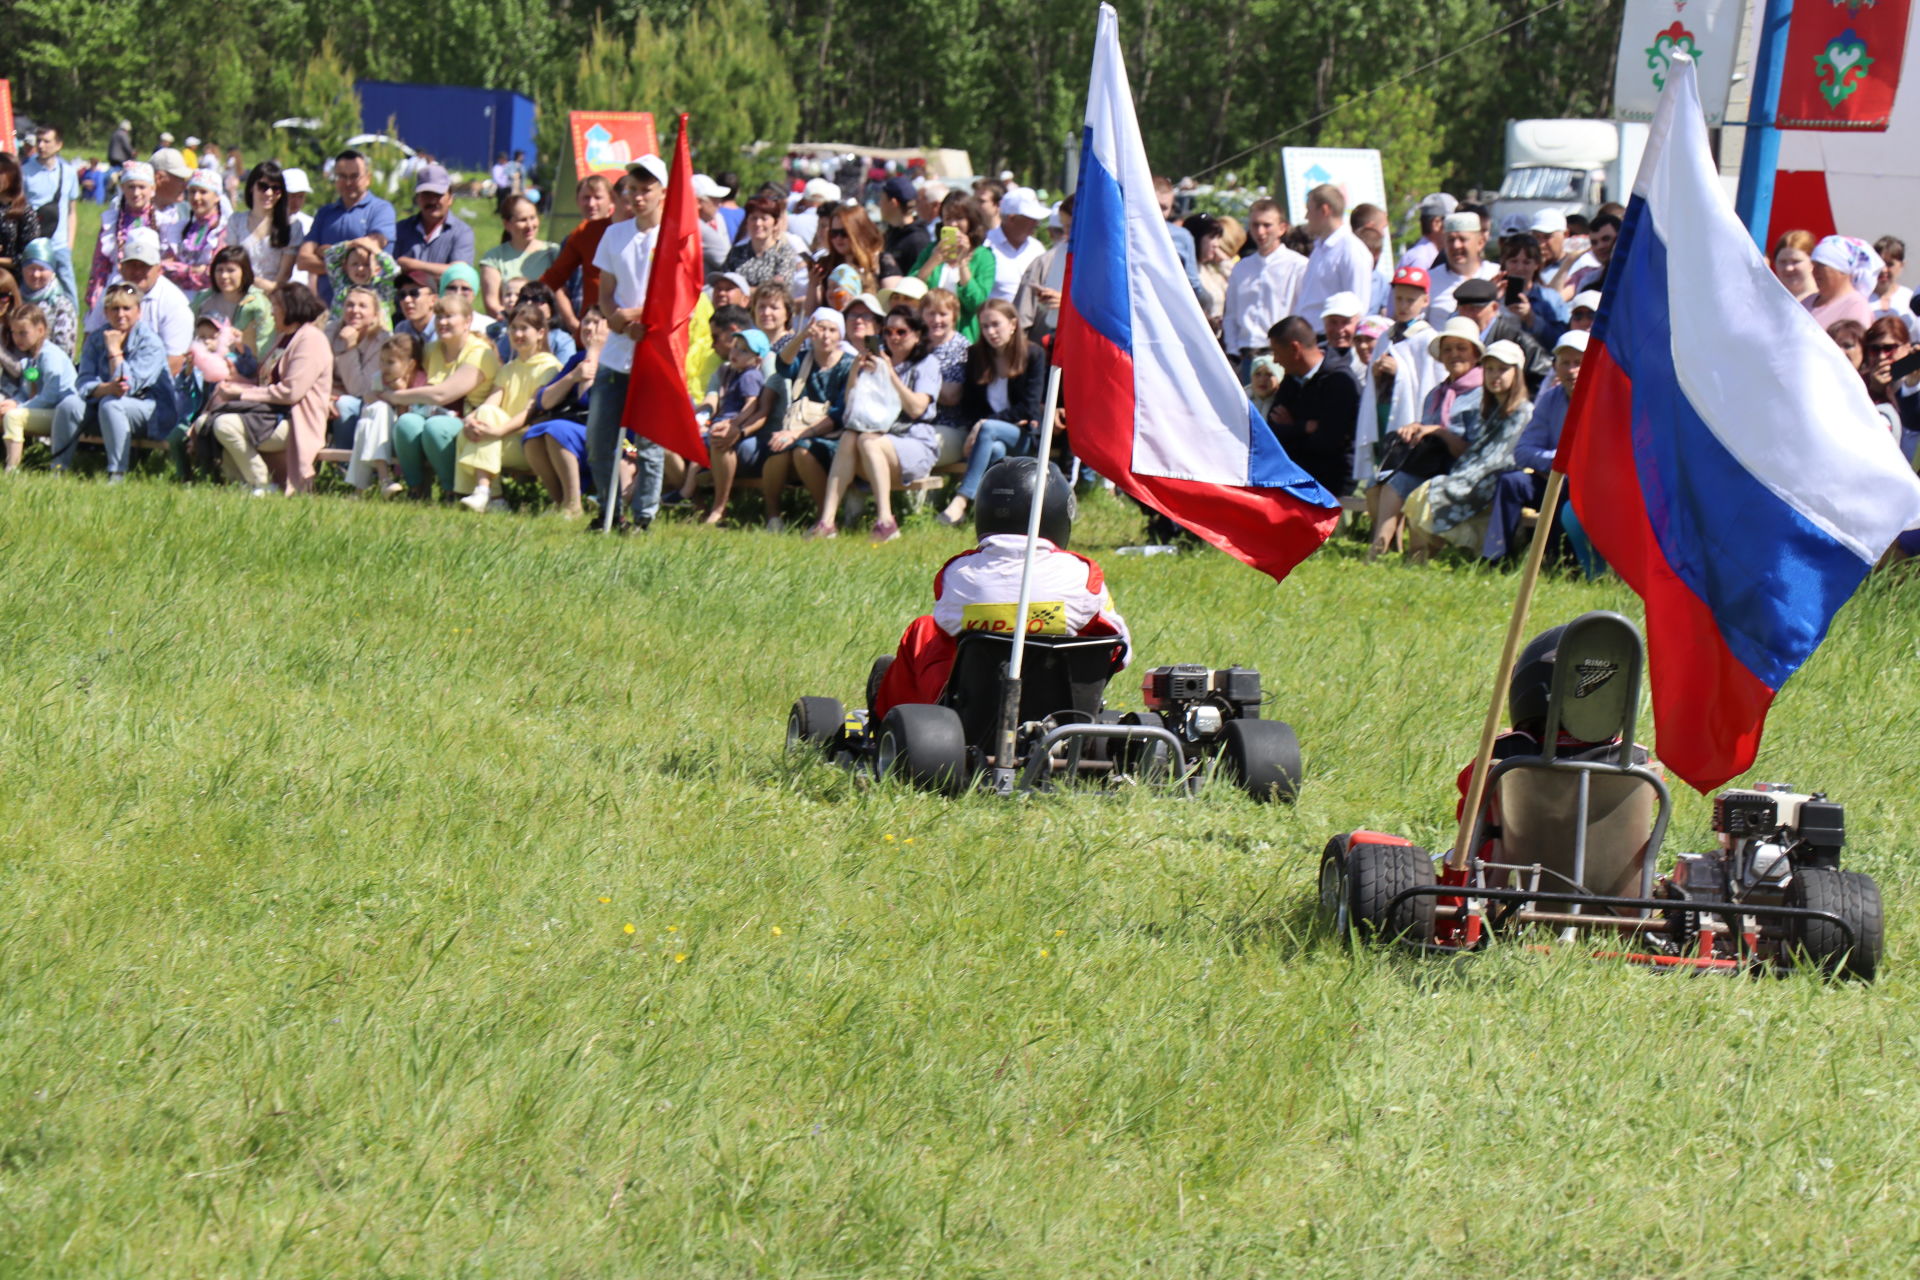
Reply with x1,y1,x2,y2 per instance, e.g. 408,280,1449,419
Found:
1443,212,1481,234
998,169,1015,183
1048,202,1065,230
999,189,1048,222
158,131,176,145
121,227,163,265
283,168,311,194
691,172,729,199
1571,289,1603,312
626,154,668,186
185,136,201,147
1320,290,1363,320
803,178,841,203
847,292,885,318
1483,339,1526,368
1554,329,1590,354
150,147,193,179
1529,208,1568,234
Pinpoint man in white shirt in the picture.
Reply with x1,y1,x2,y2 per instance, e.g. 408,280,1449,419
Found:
587,155,668,531
1221,198,1306,378
1424,212,1499,325
985,189,1047,302
1398,193,1456,272
1531,208,1578,293
1295,184,1376,336
85,228,192,373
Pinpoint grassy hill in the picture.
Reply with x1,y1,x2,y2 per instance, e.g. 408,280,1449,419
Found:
4,474,1918,1276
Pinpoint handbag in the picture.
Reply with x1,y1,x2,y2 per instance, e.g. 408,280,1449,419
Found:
782,353,831,433
843,363,904,434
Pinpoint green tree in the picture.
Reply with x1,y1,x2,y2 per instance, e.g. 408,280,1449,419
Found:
274,37,363,173
1317,84,1451,233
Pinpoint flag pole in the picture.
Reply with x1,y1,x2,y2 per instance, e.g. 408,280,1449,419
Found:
990,363,1066,793
1732,0,1793,245
1448,468,1565,872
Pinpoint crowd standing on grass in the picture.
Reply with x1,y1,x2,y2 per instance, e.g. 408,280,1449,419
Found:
2,121,1918,567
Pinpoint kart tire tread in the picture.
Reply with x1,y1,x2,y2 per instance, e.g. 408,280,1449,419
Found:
1322,835,1434,945
788,696,845,753
1220,717,1302,803
1789,866,1883,982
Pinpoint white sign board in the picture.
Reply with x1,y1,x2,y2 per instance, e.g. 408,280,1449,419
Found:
1280,147,1386,227
1612,0,1742,125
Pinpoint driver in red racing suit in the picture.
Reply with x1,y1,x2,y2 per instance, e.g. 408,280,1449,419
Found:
872,458,1130,721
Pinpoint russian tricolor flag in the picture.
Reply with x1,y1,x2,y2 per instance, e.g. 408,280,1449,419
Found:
1556,55,1920,792
1056,4,1339,582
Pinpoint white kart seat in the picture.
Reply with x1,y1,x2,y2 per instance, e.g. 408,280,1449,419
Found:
1495,757,1657,899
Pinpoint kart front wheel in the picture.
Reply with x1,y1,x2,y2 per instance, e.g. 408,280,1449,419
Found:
1789,867,1884,981
1319,834,1435,945
1220,718,1302,803
875,704,969,795
787,696,845,754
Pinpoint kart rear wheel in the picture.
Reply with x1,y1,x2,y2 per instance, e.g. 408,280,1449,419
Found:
1220,718,1302,803
865,656,894,713
1115,711,1171,782
1788,867,1884,981
875,704,970,795
787,696,845,754
1319,834,1435,945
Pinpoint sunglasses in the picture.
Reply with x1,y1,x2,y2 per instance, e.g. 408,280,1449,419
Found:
829,227,850,238
884,326,912,337
1864,342,1902,355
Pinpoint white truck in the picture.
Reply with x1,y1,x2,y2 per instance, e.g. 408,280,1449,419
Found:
1491,119,1650,232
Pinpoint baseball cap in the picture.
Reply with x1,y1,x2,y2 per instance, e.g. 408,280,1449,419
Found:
736,328,772,357
881,177,916,206
878,275,928,309
1319,290,1363,320
626,154,668,186
1530,208,1569,235
1391,265,1431,291
691,173,729,199
803,178,841,204
1000,189,1048,222
847,292,885,318
121,227,163,265
1418,192,1459,219
283,168,311,194
1554,329,1590,354
709,270,751,296
1570,289,1603,312
1483,339,1526,368
120,161,156,186
150,148,193,180
1454,278,1499,306
414,163,452,195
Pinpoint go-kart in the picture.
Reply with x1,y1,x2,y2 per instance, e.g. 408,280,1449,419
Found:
788,631,1302,801
1317,610,1884,980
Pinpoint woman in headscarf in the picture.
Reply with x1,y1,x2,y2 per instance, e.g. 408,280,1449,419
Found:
16,240,77,356
1803,235,1879,330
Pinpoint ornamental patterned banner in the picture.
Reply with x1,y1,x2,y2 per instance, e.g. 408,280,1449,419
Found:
1778,0,1913,130
1613,0,1743,124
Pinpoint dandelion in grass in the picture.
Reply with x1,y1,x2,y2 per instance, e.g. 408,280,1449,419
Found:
667,924,678,933
771,926,783,936
904,837,915,844
1054,929,1066,937
674,953,688,964
883,834,895,842
1039,948,1051,958
598,896,611,904
623,923,636,935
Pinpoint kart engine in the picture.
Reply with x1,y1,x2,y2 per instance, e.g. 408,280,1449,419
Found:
1141,665,1262,740
1671,784,1845,904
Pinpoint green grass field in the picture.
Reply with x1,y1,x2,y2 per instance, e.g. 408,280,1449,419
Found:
5,474,1920,1277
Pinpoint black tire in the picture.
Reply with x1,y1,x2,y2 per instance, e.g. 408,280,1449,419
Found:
865,655,894,713
787,696,845,754
1219,718,1302,803
1789,867,1884,981
1115,710,1171,781
875,704,970,795
1318,834,1436,945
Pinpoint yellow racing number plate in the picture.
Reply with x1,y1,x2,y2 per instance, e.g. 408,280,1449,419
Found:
959,601,1068,635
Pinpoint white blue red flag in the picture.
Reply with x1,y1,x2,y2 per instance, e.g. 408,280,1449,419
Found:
1057,4,1339,581
1555,54,1920,791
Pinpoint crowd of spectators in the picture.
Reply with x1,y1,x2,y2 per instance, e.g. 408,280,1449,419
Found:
2,120,1916,572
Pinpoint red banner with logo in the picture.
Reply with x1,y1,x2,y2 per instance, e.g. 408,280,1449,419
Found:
1778,0,1912,130
0,81,14,156
569,111,659,177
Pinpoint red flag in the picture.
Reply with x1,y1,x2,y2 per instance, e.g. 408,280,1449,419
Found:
1777,0,1912,131
622,114,708,466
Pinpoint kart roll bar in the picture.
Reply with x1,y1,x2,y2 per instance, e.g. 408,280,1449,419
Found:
1015,722,1192,795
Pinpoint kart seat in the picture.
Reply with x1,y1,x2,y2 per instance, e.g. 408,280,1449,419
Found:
1482,611,1670,905
941,632,1117,751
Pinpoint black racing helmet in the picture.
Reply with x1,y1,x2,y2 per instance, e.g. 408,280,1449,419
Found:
1508,623,1567,730
975,457,1076,548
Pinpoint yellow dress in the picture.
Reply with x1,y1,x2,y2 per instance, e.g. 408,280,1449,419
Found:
455,350,561,491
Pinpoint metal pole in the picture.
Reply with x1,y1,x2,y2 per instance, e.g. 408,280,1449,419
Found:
1006,364,1065,682
1732,0,1793,246
1450,469,1565,872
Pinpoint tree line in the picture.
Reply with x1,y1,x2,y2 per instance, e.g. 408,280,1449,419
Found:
4,0,1623,216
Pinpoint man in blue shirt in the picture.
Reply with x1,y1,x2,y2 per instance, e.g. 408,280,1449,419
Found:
296,150,398,306
392,164,475,288
21,126,80,302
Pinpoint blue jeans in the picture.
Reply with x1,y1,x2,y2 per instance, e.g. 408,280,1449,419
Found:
51,243,78,305
956,420,1033,500
50,393,160,474
583,366,665,523
392,411,461,492
332,395,364,449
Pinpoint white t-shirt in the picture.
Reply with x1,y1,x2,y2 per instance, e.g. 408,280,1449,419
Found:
1221,245,1307,354
593,218,659,375
225,210,297,287
1424,258,1500,326
986,226,1045,303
